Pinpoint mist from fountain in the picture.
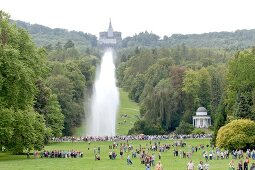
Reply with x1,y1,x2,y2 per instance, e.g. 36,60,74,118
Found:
86,49,119,136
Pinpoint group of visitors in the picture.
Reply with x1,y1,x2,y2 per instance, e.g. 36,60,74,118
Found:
108,151,117,160
229,159,255,170
50,134,212,143
140,151,155,166
33,150,83,158
45,135,255,170
187,160,209,170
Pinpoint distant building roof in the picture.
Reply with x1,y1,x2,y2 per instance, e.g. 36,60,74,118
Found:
197,107,207,112
108,19,113,31
195,107,208,116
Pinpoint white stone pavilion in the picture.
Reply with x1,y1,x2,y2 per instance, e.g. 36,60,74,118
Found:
192,107,211,128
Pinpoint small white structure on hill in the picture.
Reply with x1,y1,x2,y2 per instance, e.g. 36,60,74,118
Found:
192,107,211,128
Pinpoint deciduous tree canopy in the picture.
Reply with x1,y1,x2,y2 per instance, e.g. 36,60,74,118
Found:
216,119,255,149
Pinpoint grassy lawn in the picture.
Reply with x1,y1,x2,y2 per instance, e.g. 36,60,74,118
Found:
116,88,139,135
1,89,248,169
0,138,240,170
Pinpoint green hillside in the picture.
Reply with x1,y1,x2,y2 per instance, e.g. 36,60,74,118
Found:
11,20,98,54
122,30,255,50
117,89,139,135
12,20,255,51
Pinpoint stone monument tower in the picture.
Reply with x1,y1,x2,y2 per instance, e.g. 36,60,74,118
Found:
98,19,122,48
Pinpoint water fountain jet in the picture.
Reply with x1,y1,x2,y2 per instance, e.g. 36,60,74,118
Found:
86,49,119,136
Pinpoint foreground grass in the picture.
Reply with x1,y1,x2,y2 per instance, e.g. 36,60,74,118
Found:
0,139,242,170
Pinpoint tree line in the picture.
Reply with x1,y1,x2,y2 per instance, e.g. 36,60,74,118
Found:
116,47,227,134
122,30,255,50
13,20,255,52
12,20,98,55
116,45,255,140
0,11,98,153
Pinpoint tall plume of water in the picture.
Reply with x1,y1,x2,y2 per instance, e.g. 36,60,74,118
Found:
86,49,119,136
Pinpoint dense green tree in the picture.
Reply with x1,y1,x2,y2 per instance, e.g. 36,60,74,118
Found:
117,45,229,133
225,50,255,120
233,91,254,120
9,109,47,154
207,65,226,120
34,80,64,137
55,42,62,52
216,119,255,149
13,20,98,55
141,78,181,131
182,69,200,105
0,108,47,154
75,56,97,88
0,108,14,148
212,95,227,144
121,29,255,50
197,68,212,110
43,44,53,51
128,120,164,135
44,94,64,137
175,121,194,135
0,11,46,109
118,49,156,91
0,11,48,153
46,59,87,135
182,69,200,121
128,74,145,102
46,74,73,135
182,68,212,122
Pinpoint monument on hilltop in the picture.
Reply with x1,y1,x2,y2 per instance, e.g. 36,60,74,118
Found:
98,19,122,48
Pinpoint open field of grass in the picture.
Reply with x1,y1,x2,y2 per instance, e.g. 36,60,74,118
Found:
1,89,251,170
0,138,248,170
116,88,139,135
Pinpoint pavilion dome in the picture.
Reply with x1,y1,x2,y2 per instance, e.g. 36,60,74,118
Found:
197,107,207,112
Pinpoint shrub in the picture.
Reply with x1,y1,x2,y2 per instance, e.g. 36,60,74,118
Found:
216,119,255,149
192,128,206,134
175,121,194,134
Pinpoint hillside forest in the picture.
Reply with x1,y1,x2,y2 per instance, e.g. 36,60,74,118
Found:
0,11,255,153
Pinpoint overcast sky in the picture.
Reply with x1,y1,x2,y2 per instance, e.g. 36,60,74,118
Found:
1,0,255,38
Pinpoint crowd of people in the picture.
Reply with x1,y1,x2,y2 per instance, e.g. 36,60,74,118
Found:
32,150,83,159
185,147,255,170
33,134,255,170
50,134,212,142
187,160,209,170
